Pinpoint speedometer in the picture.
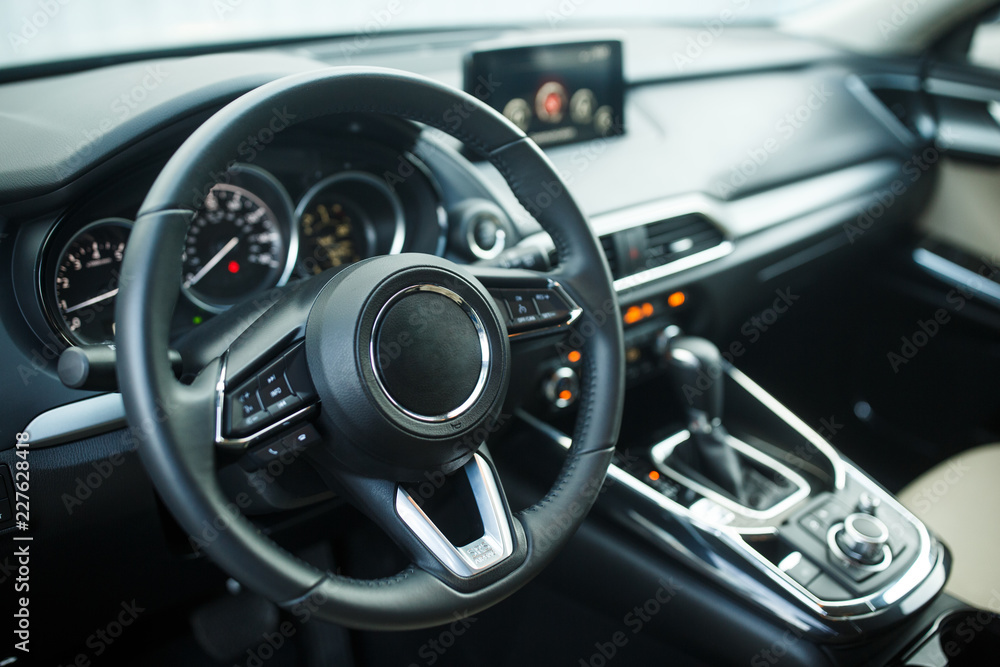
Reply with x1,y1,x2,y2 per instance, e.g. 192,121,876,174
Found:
53,218,131,345
182,165,295,312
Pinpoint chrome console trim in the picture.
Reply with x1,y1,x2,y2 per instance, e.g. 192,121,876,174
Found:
650,430,811,522
515,361,944,626
612,242,734,293
913,247,1000,309
726,365,846,489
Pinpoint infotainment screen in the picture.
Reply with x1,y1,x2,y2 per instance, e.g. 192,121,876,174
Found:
464,40,624,148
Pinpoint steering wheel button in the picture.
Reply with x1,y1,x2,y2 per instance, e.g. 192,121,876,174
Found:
799,513,827,541
281,424,320,452
248,440,286,466
282,344,315,400
533,291,569,321
241,409,272,431
505,293,538,318
259,363,293,408
226,384,268,435
268,394,302,419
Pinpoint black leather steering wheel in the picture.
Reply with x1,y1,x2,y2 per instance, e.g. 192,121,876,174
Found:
116,67,624,630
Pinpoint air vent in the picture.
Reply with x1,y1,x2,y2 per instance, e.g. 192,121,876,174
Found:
549,211,725,286
640,213,724,272
599,234,619,278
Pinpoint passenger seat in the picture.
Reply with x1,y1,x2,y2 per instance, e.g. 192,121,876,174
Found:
898,444,1000,610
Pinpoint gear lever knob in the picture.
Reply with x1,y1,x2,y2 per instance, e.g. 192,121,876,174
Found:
666,336,725,428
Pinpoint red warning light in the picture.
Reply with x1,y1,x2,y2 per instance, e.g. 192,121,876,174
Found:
228,260,240,274
544,92,562,117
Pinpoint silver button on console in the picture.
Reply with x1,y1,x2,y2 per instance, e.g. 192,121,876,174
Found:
834,512,890,565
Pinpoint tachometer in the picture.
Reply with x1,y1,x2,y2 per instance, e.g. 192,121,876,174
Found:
295,172,404,276
298,195,374,273
182,166,295,312
53,218,131,345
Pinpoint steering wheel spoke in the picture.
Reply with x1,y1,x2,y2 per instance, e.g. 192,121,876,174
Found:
186,275,330,451
304,445,520,587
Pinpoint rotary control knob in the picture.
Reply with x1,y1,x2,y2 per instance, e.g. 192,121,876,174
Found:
833,512,889,565
543,367,579,409
451,200,512,261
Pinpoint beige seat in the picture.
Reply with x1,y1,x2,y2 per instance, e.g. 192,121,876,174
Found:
898,444,1000,610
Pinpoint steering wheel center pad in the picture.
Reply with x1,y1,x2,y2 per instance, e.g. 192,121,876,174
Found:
307,254,510,481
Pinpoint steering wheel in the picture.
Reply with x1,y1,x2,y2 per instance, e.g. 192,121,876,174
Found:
116,67,624,630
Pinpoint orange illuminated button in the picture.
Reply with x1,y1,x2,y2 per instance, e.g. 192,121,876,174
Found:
558,389,573,402
648,470,660,481
624,305,642,325
567,350,582,363
624,302,657,325
668,291,686,308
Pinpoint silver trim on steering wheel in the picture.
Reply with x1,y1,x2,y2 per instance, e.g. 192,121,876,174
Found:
370,283,491,423
395,453,515,578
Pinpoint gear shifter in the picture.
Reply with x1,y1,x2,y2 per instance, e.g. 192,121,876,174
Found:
666,336,747,503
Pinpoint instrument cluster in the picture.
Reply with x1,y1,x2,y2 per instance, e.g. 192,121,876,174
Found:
40,141,447,347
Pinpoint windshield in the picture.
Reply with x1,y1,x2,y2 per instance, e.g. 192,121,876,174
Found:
2,0,822,71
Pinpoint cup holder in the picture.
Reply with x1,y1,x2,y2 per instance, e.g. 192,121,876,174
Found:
899,609,1000,666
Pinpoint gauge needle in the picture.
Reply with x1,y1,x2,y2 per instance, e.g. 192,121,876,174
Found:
184,236,239,287
64,288,119,314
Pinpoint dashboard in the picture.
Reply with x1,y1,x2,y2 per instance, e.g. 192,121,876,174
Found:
0,23,959,665
18,116,516,351
0,28,925,455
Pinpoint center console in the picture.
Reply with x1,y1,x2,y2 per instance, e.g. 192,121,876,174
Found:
519,330,949,642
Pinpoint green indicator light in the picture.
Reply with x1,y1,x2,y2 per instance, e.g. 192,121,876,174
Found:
193,316,203,325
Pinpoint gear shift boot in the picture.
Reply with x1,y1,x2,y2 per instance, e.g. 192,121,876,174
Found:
663,433,798,511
